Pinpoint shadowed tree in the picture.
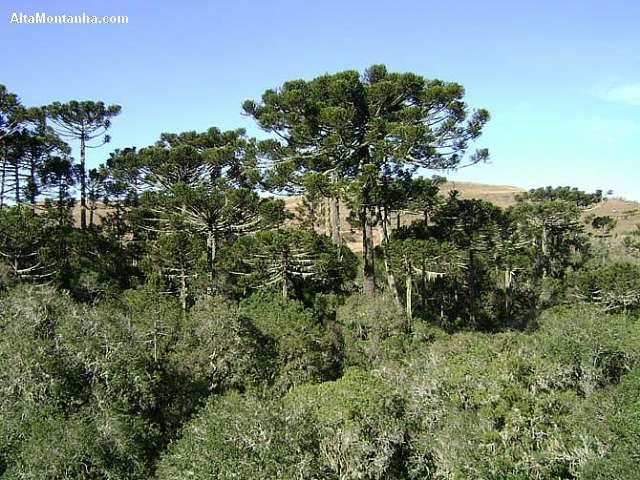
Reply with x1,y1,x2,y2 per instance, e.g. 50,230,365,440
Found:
231,228,355,301
39,155,76,226
511,199,588,279
46,100,121,229
0,85,25,208
0,205,55,283
86,166,109,227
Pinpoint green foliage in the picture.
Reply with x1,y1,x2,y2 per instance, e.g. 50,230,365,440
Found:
516,186,603,207
510,199,588,279
622,225,640,257
155,392,320,480
568,367,640,479
590,215,617,234
336,293,407,368
393,306,640,479
239,293,341,393
171,294,276,393
3,76,640,480
284,368,408,480
569,262,640,312
0,285,281,478
245,65,490,293
229,228,357,300
0,205,53,285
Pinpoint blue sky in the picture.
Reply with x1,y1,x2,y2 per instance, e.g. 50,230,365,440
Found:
2,0,639,199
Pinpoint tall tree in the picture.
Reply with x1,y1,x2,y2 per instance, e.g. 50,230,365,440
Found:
106,127,285,292
0,86,24,205
39,154,76,226
231,228,354,301
46,101,121,229
1,88,69,208
245,65,489,295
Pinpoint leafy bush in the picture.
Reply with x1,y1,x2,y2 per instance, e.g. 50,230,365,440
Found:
568,367,640,479
569,262,640,312
171,294,277,394
336,293,407,368
389,306,640,479
284,368,408,480
156,392,320,480
240,292,341,393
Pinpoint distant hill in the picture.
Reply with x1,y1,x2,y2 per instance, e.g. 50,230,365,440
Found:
77,181,640,253
282,181,640,252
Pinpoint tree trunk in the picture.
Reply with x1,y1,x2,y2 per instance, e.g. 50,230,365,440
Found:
29,158,37,204
0,156,6,209
329,196,341,246
420,260,428,311
179,266,188,311
13,161,20,203
541,225,548,278
79,133,87,229
207,230,217,290
58,186,64,226
377,207,401,307
324,198,331,237
282,274,289,301
362,206,375,295
404,256,413,332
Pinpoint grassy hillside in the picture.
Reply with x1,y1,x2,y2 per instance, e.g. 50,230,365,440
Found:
279,181,640,252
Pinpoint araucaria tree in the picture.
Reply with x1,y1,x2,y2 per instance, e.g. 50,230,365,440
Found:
106,127,286,293
1,85,70,208
244,65,490,295
46,101,121,229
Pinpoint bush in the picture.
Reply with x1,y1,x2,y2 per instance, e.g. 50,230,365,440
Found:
171,294,277,394
155,392,320,480
240,292,341,393
531,305,640,395
568,367,640,479
284,368,408,480
336,293,407,368
389,306,640,479
569,262,640,312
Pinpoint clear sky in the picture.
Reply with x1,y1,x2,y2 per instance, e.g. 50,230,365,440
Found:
2,0,639,199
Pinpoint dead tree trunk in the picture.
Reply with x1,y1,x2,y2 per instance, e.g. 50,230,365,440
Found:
329,196,341,246
404,255,413,332
362,206,375,296
377,206,401,307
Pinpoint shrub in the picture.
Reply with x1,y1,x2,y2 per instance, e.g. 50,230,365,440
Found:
568,367,640,479
336,293,407,368
171,294,277,394
569,262,640,312
155,392,320,480
240,292,341,393
283,368,408,480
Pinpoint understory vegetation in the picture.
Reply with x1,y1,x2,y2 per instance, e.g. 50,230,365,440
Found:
1,68,639,479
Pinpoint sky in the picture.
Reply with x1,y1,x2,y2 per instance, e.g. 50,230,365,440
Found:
2,0,639,199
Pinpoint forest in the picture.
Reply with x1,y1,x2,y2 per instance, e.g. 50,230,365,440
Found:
1,65,640,479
